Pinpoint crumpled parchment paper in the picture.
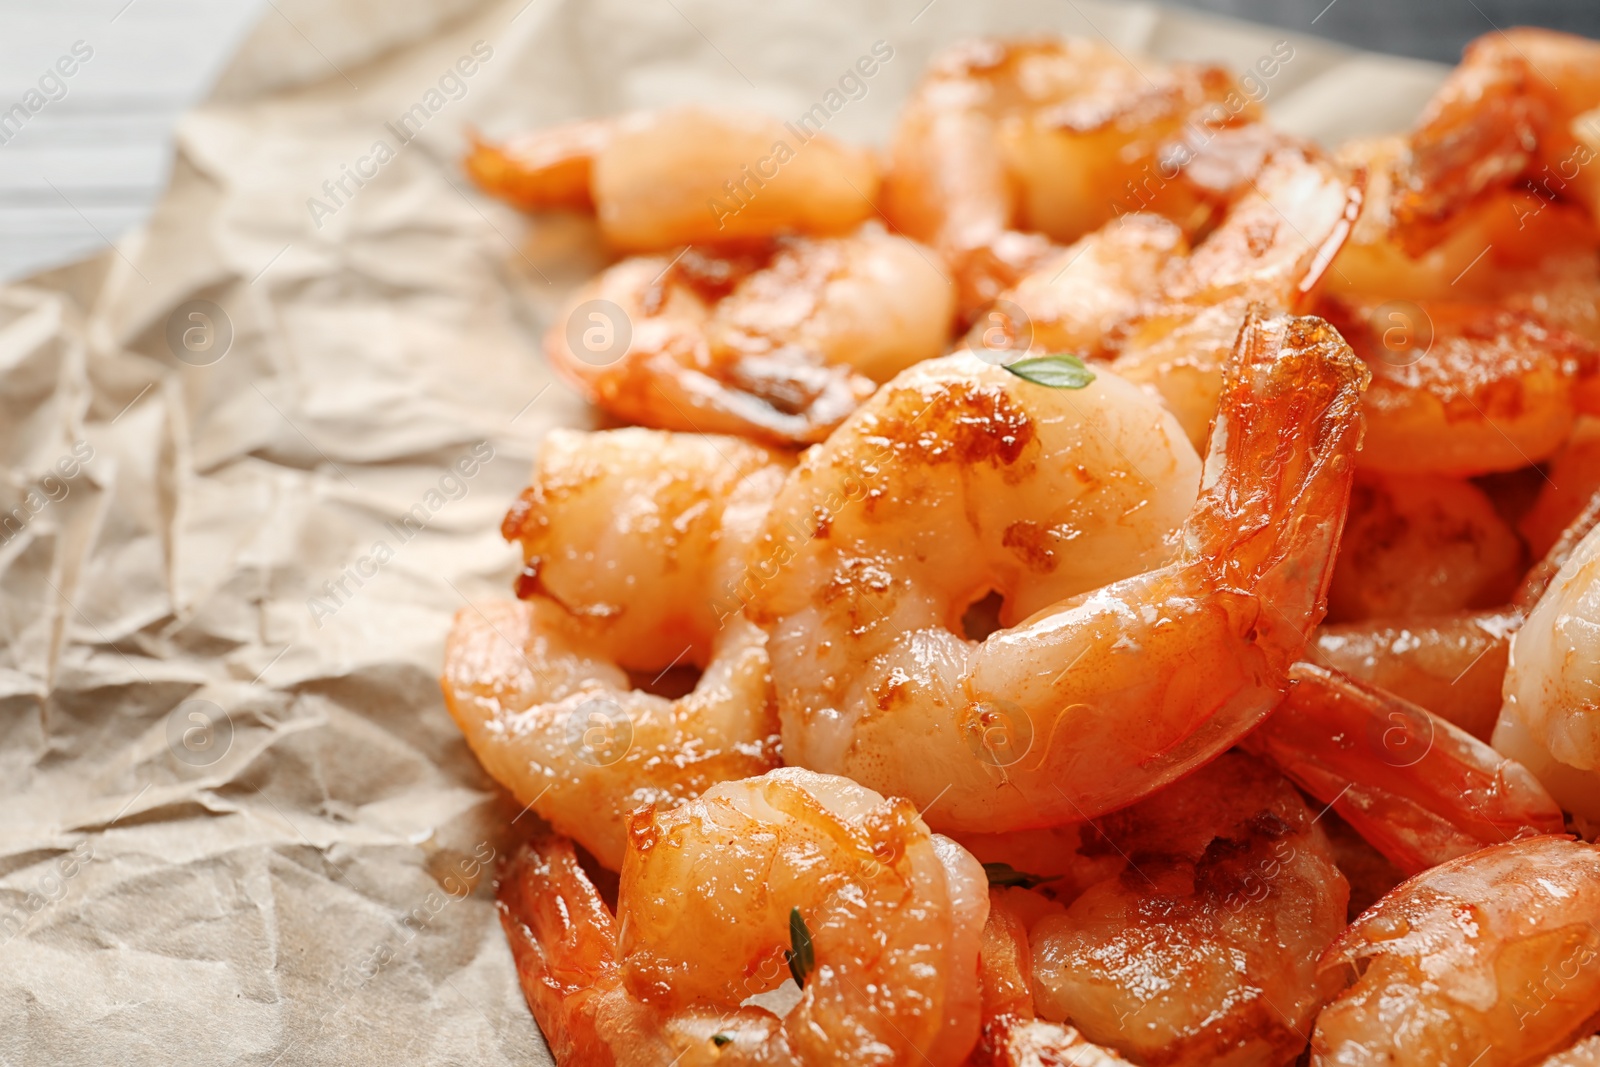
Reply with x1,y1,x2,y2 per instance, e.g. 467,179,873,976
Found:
0,1,1444,1062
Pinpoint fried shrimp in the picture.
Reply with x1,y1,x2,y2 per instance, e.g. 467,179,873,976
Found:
1330,136,1600,307
1028,753,1349,1067
1326,471,1524,621
1242,663,1564,875
441,429,787,869
747,309,1367,833
1311,836,1600,1067
972,147,1360,447
967,213,1189,361
1322,298,1595,477
546,230,955,445
467,106,879,249
1110,149,1361,446
1493,517,1600,824
1311,613,1516,739
498,767,987,1066
1313,487,1600,738
1389,29,1600,251
881,36,1262,316
964,888,1142,1067
1326,111,1600,446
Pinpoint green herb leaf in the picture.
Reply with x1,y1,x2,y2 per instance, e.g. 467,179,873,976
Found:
983,861,1048,889
711,1033,733,1048
1002,353,1096,389
784,906,815,989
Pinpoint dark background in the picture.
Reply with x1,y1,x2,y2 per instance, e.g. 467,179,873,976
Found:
1167,0,1600,63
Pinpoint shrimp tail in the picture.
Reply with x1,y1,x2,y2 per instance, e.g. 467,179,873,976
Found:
465,119,609,213
610,350,877,446
1183,307,1370,663
1243,663,1566,875
498,834,633,1067
500,833,792,1066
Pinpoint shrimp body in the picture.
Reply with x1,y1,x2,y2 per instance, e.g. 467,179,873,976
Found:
442,430,787,868
1326,472,1524,621
883,37,1258,316
883,36,1246,246
976,149,1360,447
468,107,879,249
1494,519,1600,823
1312,836,1600,1067
1029,753,1350,1067
1112,149,1361,446
502,428,789,662
1539,1038,1600,1067
747,352,1199,830
546,231,955,445
1391,29,1600,250
967,213,1188,361
617,767,988,1066
1324,299,1593,477
499,831,746,1067
1314,486,1600,741
970,889,1140,1067
1243,663,1564,875
1326,94,1600,448
1331,137,1600,308
1312,612,1516,739
748,310,1366,832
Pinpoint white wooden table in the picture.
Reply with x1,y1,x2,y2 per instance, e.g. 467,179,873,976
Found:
0,0,264,282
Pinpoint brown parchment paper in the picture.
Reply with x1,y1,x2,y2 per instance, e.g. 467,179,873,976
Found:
0,1,1445,1063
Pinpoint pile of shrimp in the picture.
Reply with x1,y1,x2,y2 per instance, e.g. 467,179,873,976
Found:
443,28,1600,1067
